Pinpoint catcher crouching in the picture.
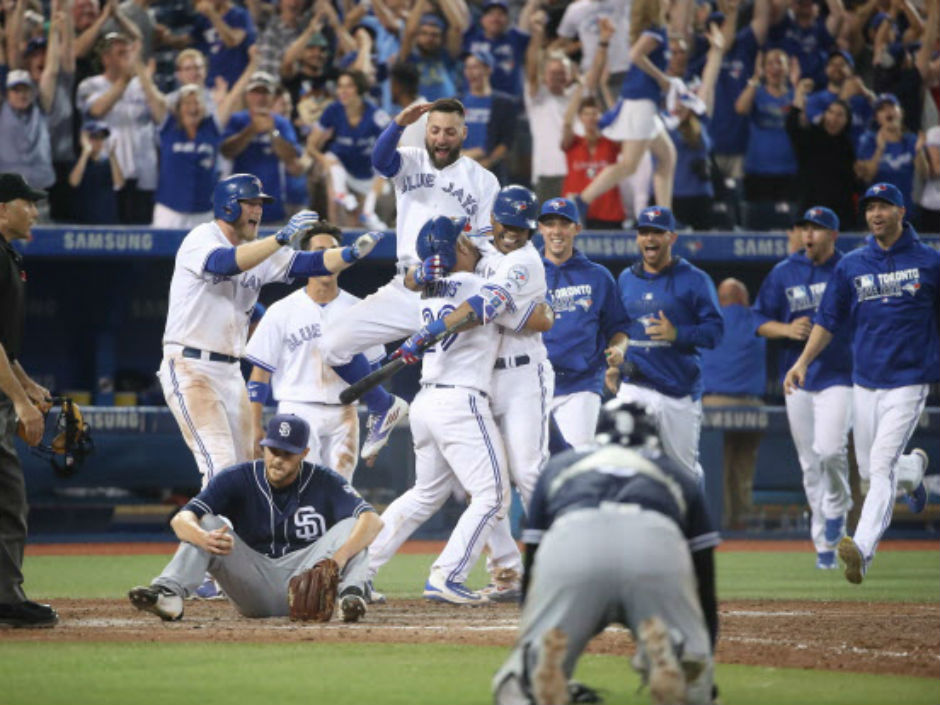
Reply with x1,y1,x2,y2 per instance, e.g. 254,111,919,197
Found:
129,414,382,623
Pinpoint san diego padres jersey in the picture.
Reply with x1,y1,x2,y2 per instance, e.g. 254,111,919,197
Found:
245,289,386,404
163,222,296,358
391,147,499,266
476,240,549,363
418,271,500,393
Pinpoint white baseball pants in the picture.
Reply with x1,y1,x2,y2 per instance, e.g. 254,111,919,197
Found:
851,384,929,561
617,383,704,480
550,391,602,446
784,385,853,553
158,353,252,486
367,387,510,584
277,400,360,481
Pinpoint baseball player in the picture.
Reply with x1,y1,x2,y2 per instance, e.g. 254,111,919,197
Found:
785,183,937,585
317,98,500,464
539,197,630,446
128,414,383,622
244,221,385,481
400,185,556,602
366,218,510,604
753,206,854,569
607,206,724,481
492,400,720,705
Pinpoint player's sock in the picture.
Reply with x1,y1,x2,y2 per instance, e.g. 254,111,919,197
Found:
329,164,349,199
333,354,393,414
362,187,378,216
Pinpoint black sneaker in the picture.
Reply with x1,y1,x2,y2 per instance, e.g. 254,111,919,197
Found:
339,587,367,623
0,600,59,628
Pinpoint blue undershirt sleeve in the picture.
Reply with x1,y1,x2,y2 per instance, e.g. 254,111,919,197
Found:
204,247,241,276
288,251,329,277
372,122,405,177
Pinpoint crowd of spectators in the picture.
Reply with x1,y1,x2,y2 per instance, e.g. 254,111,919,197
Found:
0,0,937,231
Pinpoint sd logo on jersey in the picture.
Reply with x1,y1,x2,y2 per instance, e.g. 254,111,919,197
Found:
294,506,326,541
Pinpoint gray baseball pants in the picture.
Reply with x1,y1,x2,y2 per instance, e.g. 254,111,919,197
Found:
153,515,369,617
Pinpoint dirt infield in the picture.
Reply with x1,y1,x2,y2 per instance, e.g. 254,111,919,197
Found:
5,597,937,679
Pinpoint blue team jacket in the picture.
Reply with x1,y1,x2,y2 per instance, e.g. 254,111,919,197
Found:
542,250,631,397
617,257,724,400
815,224,940,389
752,250,853,390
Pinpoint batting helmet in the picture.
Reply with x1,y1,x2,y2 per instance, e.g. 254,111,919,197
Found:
213,173,274,223
594,399,659,449
493,184,538,230
415,215,466,267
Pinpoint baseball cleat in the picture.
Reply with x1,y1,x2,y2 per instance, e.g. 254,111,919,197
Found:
824,515,845,546
480,568,522,604
532,628,569,705
193,576,225,600
815,551,837,570
837,537,867,585
365,580,386,605
361,395,409,462
0,600,58,629
423,571,488,605
128,585,184,621
904,449,929,514
639,616,685,705
339,588,367,623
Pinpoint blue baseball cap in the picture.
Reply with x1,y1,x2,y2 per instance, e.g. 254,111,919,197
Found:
461,47,494,69
260,414,310,454
706,11,726,27
538,197,580,224
827,49,855,70
874,92,900,110
859,182,904,210
482,0,509,12
637,206,676,233
419,13,446,30
796,206,839,231
82,119,111,137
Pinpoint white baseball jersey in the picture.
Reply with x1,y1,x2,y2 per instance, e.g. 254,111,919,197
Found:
245,289,385,403
418,272,500,394
163,222,296,358
390,148,500,266
476,240,550,364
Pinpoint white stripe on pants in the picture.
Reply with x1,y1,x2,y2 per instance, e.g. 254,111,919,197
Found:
851,384,928,560
784,385,853,552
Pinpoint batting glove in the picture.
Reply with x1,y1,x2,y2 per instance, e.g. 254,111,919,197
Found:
275,210,319,247
390,318,447,364
412,255,448,286
341,231,385,263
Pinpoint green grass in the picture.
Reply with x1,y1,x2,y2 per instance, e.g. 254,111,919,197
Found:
21,549,940,603
0,642,936,705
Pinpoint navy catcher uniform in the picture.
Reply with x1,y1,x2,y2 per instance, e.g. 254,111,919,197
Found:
492,400,720,705
128,414,383,621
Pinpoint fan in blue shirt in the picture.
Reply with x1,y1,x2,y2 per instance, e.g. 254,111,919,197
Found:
128,414,384,622
190,0,257,89
398,13,464,102
538,198,629,445
784,184,937,585
461,1,530,96
767,0,844,87
609,206,724,481
802,50,873,149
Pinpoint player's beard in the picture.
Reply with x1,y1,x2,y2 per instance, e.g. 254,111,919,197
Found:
426,139,461,169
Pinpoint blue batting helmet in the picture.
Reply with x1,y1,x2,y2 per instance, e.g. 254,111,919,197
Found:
213,173,274,223
415,215,466,270
493,184,538,230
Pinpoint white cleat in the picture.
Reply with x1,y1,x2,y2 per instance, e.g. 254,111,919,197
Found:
361,396,409,463
128,585,183,621
423,570,488,605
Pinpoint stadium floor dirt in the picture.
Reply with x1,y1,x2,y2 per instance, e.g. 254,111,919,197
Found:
14,540,940,678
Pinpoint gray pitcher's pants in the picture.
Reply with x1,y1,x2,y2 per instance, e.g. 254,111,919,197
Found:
493,507,713,705
153,516,368,617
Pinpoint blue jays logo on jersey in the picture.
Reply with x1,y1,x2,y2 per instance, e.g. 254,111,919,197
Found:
294,506,326,541
551,284,593,314
507,265,529,289
785,282,826,312
284,323,322,353
853,268,921,302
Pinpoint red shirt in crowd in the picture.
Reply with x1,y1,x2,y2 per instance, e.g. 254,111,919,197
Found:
563,135,625,223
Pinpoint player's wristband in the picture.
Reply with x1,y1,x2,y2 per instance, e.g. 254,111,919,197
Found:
247,380,270,404
425,318,447,338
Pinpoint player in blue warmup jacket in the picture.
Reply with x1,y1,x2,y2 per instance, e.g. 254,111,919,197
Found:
785,183,938,585
753,206,854,569
609,206,724,480
127,414,383,621
539,197,629,445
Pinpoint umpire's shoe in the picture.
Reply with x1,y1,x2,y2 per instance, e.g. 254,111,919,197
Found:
0,600,58,628
361,396,409,463
129,585,184,621
339,586,367,623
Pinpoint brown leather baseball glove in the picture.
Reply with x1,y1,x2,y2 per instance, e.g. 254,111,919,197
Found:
288,558,340,622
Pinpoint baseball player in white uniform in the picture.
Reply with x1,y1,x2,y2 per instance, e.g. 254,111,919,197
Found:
159,173,381,487
318,98,501,463
244,222,386,481
366,228,510,604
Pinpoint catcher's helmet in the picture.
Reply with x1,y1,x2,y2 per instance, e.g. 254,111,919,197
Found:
493,184,538,231
17,397,94,478
594,399,659,449
415,215,466,266
213,173,274,223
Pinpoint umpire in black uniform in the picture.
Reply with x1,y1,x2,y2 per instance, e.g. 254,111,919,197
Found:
0,173,57,628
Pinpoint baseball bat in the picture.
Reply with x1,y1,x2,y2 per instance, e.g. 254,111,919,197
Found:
338,312,478,405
